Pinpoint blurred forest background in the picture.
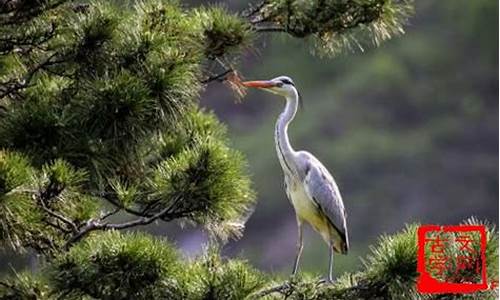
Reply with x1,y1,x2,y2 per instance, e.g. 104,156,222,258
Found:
1,0,498,279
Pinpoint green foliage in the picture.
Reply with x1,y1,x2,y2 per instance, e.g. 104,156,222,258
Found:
255,0,413,55
147,137,255,239
196,6,254,58
102,108,254,239
0,0,415,254
0,151,33,196
188,248,266,300
0,150,44,251
1,0,205,181
78,71,158,146
152,108,230,159
37,160,99,223
0,272,49,300
5,233,271,300
0,92,67,165
64,1,119,71
0,0,258,254
0,154,100,253
0,0,259,194
124,0,203,110
49,231,185,300
484,224,499,284
40,159,87,191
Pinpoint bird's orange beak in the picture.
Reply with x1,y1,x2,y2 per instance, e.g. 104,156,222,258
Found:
241,80,277,88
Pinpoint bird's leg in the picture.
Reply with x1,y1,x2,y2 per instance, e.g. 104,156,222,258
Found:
328,247,334,283
292,220,304,276
316,247,335,284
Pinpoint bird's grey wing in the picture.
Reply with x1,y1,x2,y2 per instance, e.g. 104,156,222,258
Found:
303,161,349,251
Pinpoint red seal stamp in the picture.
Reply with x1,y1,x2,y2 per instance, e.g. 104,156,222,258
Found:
417,225,489,294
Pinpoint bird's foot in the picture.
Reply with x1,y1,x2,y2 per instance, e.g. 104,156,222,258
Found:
289,272,300,281
317,277,334,285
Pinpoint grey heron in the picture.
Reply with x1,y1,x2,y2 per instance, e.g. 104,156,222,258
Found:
241,76,349,282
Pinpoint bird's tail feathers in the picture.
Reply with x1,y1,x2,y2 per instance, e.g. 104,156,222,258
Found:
340,240,349,254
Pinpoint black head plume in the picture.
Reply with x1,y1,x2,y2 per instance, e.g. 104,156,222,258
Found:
298,90,304,111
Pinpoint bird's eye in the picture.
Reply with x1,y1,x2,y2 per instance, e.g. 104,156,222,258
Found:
280,79,294,86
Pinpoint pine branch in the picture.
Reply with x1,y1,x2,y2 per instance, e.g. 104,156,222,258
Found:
36,179,79,234
244,0,413,55
99,192,192,223
37,197,78,234
0,22,56,55
0,52,62,99
65,196,183,248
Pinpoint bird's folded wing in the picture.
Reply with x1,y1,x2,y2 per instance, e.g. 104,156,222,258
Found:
303,164,348,245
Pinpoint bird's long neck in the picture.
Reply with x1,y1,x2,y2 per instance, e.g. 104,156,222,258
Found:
275,90,299,174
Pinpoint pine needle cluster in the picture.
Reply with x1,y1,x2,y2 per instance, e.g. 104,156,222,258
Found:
1,232,266,300
249,0,413,56
0,0,258,252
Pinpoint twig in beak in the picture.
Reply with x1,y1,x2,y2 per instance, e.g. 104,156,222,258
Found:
224,70,247,100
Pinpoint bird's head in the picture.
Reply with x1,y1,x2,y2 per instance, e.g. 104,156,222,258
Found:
241,76,297,98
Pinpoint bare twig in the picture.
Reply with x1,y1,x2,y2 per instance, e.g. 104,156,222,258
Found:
253,25,287,33
103,205,172,230
201,68,234,84
100,193,148,218
100,207,121,220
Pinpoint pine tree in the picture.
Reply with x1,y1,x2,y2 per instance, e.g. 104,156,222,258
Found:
0,0,496,299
